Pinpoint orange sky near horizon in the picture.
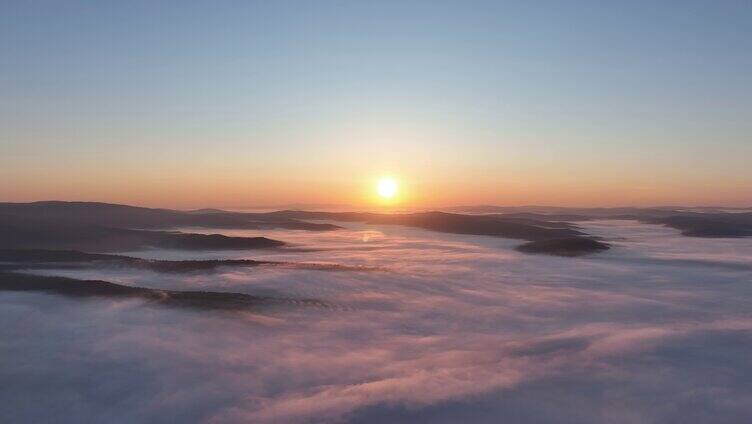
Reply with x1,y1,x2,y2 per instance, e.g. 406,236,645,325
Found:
2,165,750,210
3,123,751,210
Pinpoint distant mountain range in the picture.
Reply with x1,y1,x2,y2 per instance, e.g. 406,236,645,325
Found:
446,204,752,215
1,201,750,257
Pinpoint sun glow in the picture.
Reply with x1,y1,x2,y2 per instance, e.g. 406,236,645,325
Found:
377,177,398,199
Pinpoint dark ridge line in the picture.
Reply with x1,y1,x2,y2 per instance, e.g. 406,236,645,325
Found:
5,201,752,239
0,272,333,312
642,215,752,238
515,237,611,257
0,214,286,252
0,249,384,273
0,201,341,231
268,210,587,241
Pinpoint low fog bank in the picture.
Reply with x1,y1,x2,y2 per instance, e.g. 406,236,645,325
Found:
2,220,752,423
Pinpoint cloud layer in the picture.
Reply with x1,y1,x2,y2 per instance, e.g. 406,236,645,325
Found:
2,220,752,423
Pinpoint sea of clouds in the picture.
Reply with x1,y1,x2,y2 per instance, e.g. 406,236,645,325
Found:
2,220,752,423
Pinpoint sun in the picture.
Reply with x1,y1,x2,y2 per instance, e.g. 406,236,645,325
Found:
377,177,398,199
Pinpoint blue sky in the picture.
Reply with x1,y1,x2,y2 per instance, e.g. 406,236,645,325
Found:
2,1,751,207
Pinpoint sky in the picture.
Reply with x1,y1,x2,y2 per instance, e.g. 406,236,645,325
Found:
1,0,751,209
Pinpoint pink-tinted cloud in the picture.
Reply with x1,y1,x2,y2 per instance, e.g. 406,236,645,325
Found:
3,220,752,423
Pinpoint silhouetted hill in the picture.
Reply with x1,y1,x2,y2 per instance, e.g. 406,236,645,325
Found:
497,212,593,222
0,249,268,272
187,208,229,214
266,210,585,241
515,237,610,256
0,249,380,273
0,201,340,231
446,205,752,238
6,202,749,259
644,214,752,237
0,272,329,311
366,211,583,240
0,202,591,241
447,205,668,215
0,214,284,252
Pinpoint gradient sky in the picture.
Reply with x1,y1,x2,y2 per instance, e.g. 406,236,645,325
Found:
2,0,751,209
